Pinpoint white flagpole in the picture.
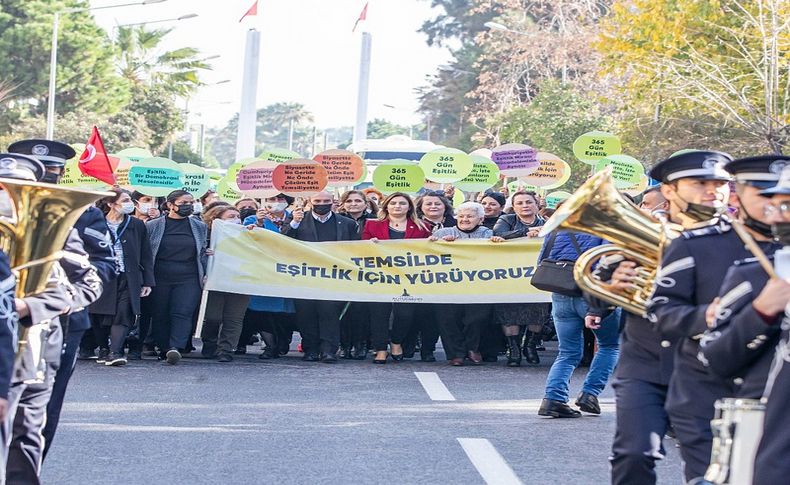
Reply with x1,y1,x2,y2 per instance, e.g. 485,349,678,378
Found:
353,32,372,144
235,29,261,160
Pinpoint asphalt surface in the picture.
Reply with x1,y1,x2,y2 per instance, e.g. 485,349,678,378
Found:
42,340,683,484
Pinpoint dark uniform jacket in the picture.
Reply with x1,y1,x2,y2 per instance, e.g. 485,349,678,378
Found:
89,215,154,316
753,321,790,484
0,251,15,399
588,253,674,385
646,220,776,416
146,215,208,283
281,212,360,242
700,258,781,398
66,207,118,333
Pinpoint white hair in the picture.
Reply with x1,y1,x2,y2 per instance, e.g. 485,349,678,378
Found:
456,201,485,218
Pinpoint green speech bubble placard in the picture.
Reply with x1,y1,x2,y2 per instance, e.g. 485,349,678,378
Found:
128,157,185,196
373,160,425,194
455,156,500,192
545,190,573,209
59,159,109,190
572,131,621,165
595,154,644,187
117,147,154,163
258,148,300,164
217,177,243,203
507,180,540,194
179,163,210,198
419,148,473,184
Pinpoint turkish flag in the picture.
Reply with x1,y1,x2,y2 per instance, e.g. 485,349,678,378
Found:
79,126,117,185
239,0,258,22
352,2,368,32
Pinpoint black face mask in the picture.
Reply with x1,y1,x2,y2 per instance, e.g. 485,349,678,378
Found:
41,172,60,184
175,203,194,217
772,223,790,245
676,194,724,222
239,208,257,221
312,204,332,216
741,205,774,238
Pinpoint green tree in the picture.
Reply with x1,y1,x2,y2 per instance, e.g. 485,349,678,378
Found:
0,108,151,154
207,102,316,166
494,80,612,191
366,118,410,139
128,84,183,153
600,0,789,154
115,25,211,97
0,0,130,131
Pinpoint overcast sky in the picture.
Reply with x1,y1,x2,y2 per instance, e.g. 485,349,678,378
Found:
90,0,454,130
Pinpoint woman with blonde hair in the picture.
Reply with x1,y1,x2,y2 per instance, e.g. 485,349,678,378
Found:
199,204,250,362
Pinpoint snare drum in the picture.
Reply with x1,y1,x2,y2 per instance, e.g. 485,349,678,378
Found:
705,398,765,484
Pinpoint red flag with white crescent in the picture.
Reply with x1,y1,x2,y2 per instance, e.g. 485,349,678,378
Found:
79,126,117,185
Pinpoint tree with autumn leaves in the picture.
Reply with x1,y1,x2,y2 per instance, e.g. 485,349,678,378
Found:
419,0,789,183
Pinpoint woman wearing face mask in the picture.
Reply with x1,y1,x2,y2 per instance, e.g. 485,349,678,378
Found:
131,191,161,222
362,192,431,363
146,190,208,364
236,193,297,358
89,189,155,366
242,194,293,229
199,205,251,362
430,202,504,365
362,187,383,211
493,191,549,366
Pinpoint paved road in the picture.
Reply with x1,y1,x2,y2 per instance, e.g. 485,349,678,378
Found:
42,341,683,484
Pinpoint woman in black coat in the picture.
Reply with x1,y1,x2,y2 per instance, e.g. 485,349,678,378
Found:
89,189,155,366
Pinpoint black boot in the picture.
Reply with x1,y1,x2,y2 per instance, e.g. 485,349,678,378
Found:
524,331,540,365
506,336,521,367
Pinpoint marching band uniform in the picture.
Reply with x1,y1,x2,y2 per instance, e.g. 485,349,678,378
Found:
700,157,790,400
646,153,781,483
701,258,780,399
7,139,117,458
608,153,732,484
753,320,790,484
0,149,104,484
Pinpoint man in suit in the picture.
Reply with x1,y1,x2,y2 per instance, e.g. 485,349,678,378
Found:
282,191,359,363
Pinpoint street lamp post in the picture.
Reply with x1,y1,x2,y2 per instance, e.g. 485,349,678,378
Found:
116,13,198,29
46,0,167,140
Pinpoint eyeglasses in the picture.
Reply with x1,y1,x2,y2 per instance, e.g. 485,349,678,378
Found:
763,202,790,218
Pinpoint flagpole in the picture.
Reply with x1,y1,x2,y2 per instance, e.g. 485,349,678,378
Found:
235,29,261,160
353,32,372,144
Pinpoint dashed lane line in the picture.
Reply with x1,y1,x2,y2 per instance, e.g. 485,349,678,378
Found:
414,372,456,401
458,438,524,485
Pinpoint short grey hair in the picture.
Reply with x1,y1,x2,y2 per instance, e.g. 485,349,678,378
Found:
456,201,485,218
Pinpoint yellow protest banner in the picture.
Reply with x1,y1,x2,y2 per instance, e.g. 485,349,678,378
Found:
206,221,550,304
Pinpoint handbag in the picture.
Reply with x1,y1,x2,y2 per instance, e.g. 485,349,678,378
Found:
531,231,584,297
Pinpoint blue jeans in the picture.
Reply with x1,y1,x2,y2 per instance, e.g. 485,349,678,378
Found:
544,294,620,402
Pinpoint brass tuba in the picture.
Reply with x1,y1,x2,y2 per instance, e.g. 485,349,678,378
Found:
0,178,111,365
538,168,680,316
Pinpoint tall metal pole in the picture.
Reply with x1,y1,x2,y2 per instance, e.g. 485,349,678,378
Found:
235,29,261,160
46,12,60,140
312,126,318,157
353,32,372,144
288,118,295,151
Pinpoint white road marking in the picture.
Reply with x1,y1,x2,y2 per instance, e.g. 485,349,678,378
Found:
458,438,524,485
414,372,456,401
